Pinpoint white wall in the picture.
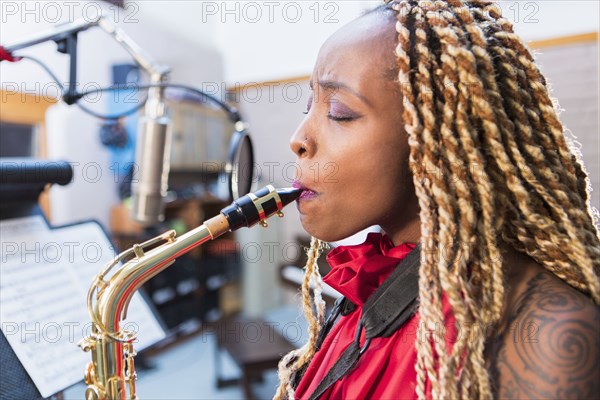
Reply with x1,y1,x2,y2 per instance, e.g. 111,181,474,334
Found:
208,0,599,84
498,0,599,41
232,81,309,316
132,1,382,83
213,1,381,83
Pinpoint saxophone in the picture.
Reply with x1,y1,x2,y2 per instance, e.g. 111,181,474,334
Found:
78,185,301,400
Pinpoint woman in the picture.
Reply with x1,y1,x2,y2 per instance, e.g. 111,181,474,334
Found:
275,0,600,399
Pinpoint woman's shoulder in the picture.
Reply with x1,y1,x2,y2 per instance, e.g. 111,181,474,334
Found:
489,260,600,399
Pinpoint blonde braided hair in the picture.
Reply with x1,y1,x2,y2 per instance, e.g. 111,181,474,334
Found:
274,1,600,398
274,237,326,400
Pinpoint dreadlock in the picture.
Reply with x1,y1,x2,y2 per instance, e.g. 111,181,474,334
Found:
274,237,326,400
274,1,600,398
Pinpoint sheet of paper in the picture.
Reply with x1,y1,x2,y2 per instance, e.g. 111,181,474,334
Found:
0,216,166,398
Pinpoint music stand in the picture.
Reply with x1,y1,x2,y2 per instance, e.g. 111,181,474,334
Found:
0,158,72,400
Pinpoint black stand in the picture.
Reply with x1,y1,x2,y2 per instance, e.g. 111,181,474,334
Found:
0,158,73,400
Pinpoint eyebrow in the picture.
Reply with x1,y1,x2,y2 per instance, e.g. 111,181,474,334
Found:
309,79,372,107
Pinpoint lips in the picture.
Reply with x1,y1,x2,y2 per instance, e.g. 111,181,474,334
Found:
293,180,319,200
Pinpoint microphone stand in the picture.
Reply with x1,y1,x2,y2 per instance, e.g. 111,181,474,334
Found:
3,16,171,104
5,16,189,224
2,15,253,223
3,16,173,377
95,17,173,224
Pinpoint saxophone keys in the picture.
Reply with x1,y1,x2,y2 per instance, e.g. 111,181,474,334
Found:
78,336,96,352
133,244,144,258
83,362,95,385
84,385,104,400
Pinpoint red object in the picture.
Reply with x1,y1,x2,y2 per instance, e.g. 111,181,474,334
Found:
294,233,456,400
0,46,21,62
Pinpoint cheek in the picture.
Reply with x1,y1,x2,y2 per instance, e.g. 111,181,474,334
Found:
348,130,412,210
352,131,408,182
299,119,412,240
322,119,410,197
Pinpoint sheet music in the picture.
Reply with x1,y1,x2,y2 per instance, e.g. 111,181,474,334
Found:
0,216,166,398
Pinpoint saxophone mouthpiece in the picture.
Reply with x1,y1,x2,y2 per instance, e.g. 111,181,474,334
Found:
220,185,302,231
276,186,303,206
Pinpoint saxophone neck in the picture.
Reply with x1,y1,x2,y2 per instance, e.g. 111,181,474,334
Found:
92,185,301,334
81,186,302,400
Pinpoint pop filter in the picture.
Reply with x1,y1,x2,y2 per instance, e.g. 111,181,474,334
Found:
227,129,254,201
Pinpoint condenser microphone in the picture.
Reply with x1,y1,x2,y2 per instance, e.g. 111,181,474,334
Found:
130,112,172,225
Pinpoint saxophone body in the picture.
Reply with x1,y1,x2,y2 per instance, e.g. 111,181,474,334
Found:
78,185,301,400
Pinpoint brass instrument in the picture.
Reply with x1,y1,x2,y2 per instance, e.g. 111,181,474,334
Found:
78,185,301,400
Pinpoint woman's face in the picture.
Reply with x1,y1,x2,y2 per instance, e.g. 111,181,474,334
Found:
291,11,420,244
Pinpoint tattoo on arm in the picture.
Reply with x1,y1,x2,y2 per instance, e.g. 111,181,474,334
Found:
490,273,600,399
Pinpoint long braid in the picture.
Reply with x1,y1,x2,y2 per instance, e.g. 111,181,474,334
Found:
484,33,596,289
462,2,600,300
390,0,600,397
438,3,510,396
448,0,587,315
392,3,437,397
392,2,450,397
410,4,466,398
480,3,598,227
424,5,499,397
274,237,325,399
483,3,599,235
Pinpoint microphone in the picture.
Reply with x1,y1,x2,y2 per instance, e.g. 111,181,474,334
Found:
130,111,172,225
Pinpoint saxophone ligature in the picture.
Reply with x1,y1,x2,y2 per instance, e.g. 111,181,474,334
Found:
78,185,301,400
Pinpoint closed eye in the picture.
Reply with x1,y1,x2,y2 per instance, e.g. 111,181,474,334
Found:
327,113,357,122
327,101,361,122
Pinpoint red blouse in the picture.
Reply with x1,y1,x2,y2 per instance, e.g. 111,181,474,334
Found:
294,233,456,400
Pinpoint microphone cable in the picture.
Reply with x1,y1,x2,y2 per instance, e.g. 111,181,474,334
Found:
11,55,240,123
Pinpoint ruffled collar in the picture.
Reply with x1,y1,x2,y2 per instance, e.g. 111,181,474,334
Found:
324,232,417,306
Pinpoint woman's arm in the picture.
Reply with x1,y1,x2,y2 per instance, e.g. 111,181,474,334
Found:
491,272,600,399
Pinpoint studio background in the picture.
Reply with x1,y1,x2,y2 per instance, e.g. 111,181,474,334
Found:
0,1,598,399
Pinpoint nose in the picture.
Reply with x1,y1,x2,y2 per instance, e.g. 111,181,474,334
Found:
289,121,312,158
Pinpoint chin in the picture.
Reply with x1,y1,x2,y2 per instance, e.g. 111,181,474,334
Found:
300,217,356,243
